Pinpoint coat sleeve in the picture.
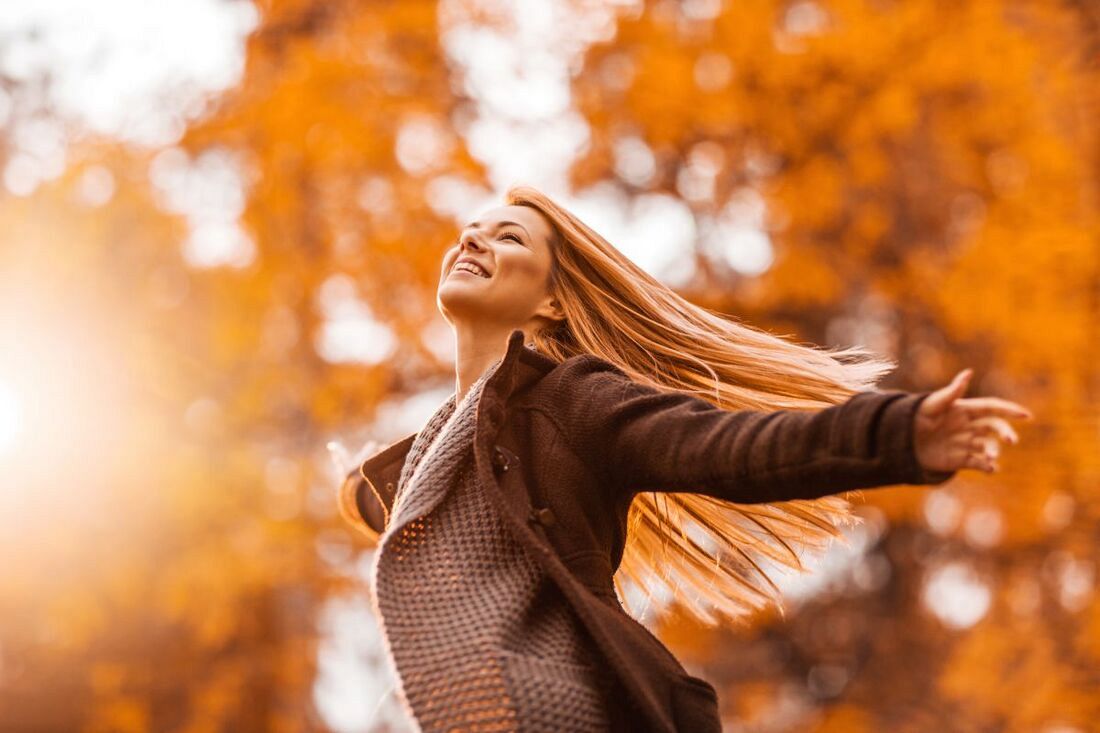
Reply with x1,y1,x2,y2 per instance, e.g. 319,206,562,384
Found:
337,469,386,543
547,354,957,504
336,433,415,543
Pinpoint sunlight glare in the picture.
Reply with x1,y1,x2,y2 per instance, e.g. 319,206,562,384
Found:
0,379,22,458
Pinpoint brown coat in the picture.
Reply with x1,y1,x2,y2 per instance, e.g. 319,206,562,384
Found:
340,328,956,732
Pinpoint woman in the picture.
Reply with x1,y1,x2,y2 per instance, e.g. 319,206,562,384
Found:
334,185,1032,733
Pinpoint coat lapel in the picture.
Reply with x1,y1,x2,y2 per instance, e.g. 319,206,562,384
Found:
357,329,553,527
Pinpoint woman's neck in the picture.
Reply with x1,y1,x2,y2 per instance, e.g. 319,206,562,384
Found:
452,324,521,404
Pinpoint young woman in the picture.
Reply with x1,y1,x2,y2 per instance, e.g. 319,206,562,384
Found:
335,186,1032,733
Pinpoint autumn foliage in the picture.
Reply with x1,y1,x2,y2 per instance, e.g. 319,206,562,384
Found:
0,1,1096,731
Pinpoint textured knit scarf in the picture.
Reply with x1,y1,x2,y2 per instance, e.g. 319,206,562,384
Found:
369,358,612,732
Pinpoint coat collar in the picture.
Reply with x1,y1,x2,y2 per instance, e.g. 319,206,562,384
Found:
358,328,558,485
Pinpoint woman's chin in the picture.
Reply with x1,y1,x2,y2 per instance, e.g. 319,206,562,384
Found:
438,284,490,312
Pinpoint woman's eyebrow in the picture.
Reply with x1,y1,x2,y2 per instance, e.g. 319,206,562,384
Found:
461,220,530,238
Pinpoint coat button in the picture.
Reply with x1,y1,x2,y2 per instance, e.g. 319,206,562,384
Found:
528,507,556,527
491,446,510,472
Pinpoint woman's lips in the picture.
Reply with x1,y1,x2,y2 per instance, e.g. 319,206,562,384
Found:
449,267,489,279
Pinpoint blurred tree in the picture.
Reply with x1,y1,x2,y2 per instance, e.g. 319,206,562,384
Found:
1,0,1096,731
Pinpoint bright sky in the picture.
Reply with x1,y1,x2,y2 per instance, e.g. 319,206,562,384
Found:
0,0,258,146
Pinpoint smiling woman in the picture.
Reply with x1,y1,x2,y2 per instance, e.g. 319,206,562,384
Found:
340,184,1032,733
437,203,567,404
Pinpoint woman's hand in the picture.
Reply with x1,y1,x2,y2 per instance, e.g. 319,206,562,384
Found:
914,368,1034,474
327,438,383,477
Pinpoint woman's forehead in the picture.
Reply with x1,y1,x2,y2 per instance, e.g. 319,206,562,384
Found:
467,205,548,235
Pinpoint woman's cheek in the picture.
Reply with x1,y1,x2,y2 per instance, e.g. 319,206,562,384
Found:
509,256,546,283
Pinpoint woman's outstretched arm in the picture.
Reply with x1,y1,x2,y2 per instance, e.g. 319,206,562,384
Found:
544,355,1031,504
334,435,413,543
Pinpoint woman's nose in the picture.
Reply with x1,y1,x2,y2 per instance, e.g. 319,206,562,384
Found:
461,235,485,252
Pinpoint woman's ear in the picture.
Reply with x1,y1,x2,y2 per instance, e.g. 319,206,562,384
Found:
536,295,567,324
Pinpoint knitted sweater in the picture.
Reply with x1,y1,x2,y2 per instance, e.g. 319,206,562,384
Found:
370,359,614,732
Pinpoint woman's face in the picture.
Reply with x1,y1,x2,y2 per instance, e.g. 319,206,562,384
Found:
437,204,563,332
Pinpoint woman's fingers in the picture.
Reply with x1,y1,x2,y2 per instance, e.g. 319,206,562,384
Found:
922,368,974,418
966,416,1019,445
919,378,1034,476
973,435,1000,460
945,424,1012,474
353,439,384,464
327,440,352,471
955,396,1033,420
962,450,996,473
974,436,999,471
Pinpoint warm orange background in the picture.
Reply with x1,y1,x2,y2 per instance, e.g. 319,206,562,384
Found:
0,1,1096,731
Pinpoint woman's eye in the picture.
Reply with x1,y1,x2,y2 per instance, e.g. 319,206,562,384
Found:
501,233,521,243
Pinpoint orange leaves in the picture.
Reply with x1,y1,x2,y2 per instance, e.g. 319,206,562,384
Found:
938,619,1100,732
775,153,847,231
0,0,1095,729
755,243,843,310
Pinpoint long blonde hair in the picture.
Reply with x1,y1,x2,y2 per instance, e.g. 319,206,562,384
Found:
507,184,898,627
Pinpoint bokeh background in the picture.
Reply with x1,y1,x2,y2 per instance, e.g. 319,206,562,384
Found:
1,0,1097,731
